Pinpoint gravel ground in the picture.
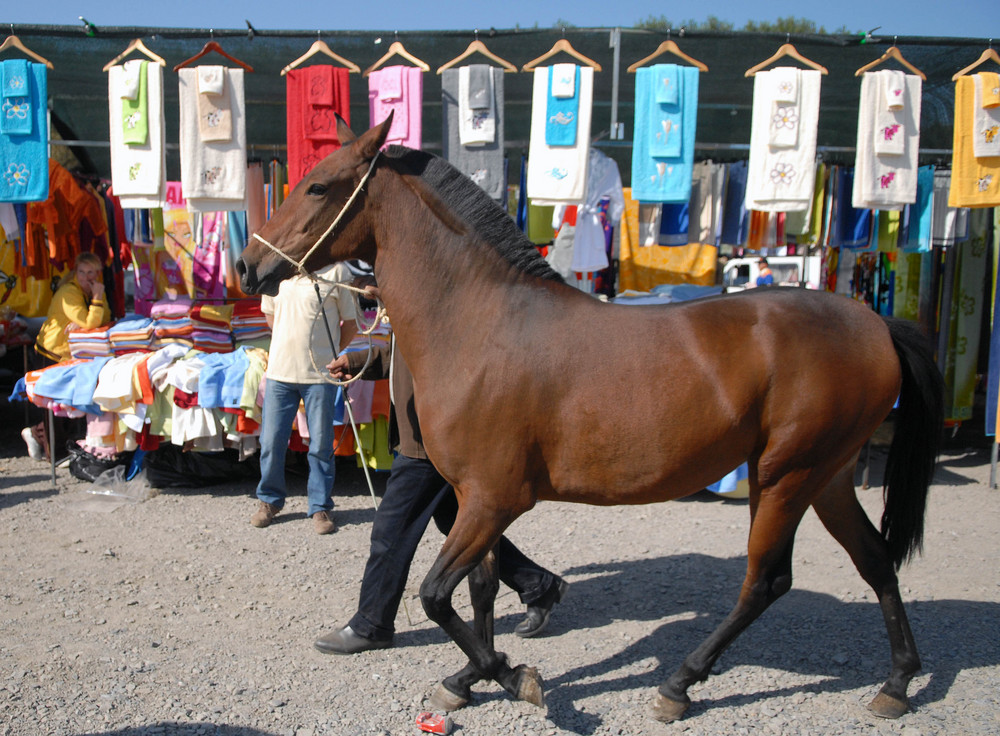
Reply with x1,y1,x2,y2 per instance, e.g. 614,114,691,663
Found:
1,417,999,736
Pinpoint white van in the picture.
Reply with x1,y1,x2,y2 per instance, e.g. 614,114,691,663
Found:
722,255,822,292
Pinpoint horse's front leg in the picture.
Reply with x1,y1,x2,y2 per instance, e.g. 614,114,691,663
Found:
421,511,544,711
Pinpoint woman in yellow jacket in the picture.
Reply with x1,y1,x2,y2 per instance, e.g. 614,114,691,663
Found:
35,252,111,362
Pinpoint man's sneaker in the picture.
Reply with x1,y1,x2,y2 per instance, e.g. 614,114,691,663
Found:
21,427,44,461
250,501,281,528
312,510,336,535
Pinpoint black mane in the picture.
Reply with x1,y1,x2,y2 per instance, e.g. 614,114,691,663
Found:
383,145,564,283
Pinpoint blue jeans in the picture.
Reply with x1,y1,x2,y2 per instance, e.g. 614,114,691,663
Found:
256,379,338,517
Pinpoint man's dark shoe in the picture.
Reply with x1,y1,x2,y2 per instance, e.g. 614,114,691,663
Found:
515,578,570,638
314,625,393,655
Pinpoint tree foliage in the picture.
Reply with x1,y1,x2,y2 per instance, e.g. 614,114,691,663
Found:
635,15,838,34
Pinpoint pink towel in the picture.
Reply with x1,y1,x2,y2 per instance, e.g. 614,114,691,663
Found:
379,65,403,100
368,66,422,149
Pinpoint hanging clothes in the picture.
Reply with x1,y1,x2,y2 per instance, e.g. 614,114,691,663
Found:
568,148,624,273
368,66,423,149
108,60,167,208
441,65,506,203
949,73,1000,207
0,59,48,203
285,65,351,190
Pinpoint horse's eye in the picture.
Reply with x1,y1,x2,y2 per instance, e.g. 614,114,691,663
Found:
307,184,328,196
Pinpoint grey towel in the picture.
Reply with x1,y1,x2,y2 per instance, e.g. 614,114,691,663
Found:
442,67,505,203
467,64,491,108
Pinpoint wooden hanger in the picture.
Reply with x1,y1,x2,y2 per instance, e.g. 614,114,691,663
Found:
627,39,708,73
951,46,1000,81
102,38,167,72
437,38,517,74
744,43,827,77
0,33,54,69
173,40,254,73
854,45,926,80
281,39,361,76
363,40,430,77
522,38,602,72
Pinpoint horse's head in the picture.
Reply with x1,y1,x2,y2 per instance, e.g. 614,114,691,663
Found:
236,114,392,295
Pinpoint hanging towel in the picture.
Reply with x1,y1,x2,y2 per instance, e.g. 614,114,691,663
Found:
874,71,906,156
368,66,422,149
308,65,334,106
658,201,690,245
0,59,32,137
121,60,149,146
195,65,232,143
545,64,580,146
286,66,350,189
981,71,1000,107
526,65,593,203
441,67,505,202
0,60,48,202
647,64,684,158
935,170,970,245
901,165,936,252
768,68,800,149
179,67,247,212
853,71,922,210
745,67,821,212
973,73,1000,158
948,75,1000,207
109,61,165,206
884,70,906,109
631,65,699,204
457,65,495,146
654,64,678,104
720,161,749,245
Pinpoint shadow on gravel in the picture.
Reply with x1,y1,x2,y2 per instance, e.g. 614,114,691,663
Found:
0,482,57,509
485,553,1000,734
77,725,279,736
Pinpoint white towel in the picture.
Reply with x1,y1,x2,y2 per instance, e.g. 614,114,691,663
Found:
874,71,906,156
853,71,922,210
458,65,495,146
197,65,225,96
120,60,142,100
108,62,166,206
768,68,800,149
550,63,576,98
745,68,821,212
973,74,1000,158
884,70,905,110
527,66,593,203
771,67,798,103
179,68,247,212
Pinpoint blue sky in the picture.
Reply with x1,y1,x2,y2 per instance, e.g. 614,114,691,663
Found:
3,0,995,38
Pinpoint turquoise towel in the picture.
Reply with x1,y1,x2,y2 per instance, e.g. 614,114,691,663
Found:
648,64,683,157
0,61,48,202
654,64,678,104
545,65,579,146
1,59,33,136
631,65,699,203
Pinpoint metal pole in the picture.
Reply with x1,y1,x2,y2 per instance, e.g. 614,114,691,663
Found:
48,408,56,488
991,442,998,489
609,28,622,140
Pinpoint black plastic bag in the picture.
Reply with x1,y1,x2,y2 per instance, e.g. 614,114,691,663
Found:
66,443,134,484
143,444,260,489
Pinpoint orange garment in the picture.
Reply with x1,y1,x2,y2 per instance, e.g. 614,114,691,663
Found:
26,161,109,269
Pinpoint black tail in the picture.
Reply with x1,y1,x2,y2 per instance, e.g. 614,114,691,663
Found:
881,318,944,570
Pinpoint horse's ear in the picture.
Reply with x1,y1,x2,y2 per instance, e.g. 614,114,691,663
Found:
336,114,357,144
356,111,394,160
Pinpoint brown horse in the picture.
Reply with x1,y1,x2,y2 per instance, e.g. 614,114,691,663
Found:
237,116,944,723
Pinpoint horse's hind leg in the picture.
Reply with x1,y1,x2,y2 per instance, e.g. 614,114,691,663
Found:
811,464,920,719
653,484,808,722
431,546,502,710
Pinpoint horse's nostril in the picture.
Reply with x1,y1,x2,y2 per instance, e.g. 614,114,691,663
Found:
235,258,247,277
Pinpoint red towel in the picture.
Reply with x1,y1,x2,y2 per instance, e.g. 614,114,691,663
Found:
286,66,351,190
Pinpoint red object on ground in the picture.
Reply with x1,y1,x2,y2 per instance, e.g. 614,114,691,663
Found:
415,711,453,734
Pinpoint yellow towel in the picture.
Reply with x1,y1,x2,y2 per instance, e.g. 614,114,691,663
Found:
981,72,1000,108
948,76,1000,208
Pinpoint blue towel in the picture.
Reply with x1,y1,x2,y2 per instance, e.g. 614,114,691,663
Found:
720,161,749,245
631,65,699,203
0,61,48,202
902,165,935,253
654,64,679,104
828,169,872,249
1,59,32,136
647,64,683,158
658,202,690,246
545,65,579,147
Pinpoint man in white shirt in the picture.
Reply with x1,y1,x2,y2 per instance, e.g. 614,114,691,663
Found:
251,263,358,534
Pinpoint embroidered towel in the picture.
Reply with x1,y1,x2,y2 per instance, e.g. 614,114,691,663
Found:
745,67,821,212
874,71,906,156
768,68,799,148
631,65,699,204
196,65,232,143
648,64,683,158
948,75,1000,207
121,60,149,146
308,65,334,106
0,60,48,202
654,64,678,104
545,64,580,146
527,65,593,202
368,66,422,149
458,65,495,145
0,58,32,136
853,71,922,210
884,70,906,109
286,66,350,189
179,67,247,212
109,61,165,206
442,66,505,202
981,71,1000,107
973,74,1000,158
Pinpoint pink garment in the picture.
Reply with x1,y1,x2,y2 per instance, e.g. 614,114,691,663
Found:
368,66,423,149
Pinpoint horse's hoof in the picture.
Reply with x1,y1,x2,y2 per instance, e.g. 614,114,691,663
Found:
513,664,545,707
428,682,469,713
651,693,690,723
868,691,909,719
